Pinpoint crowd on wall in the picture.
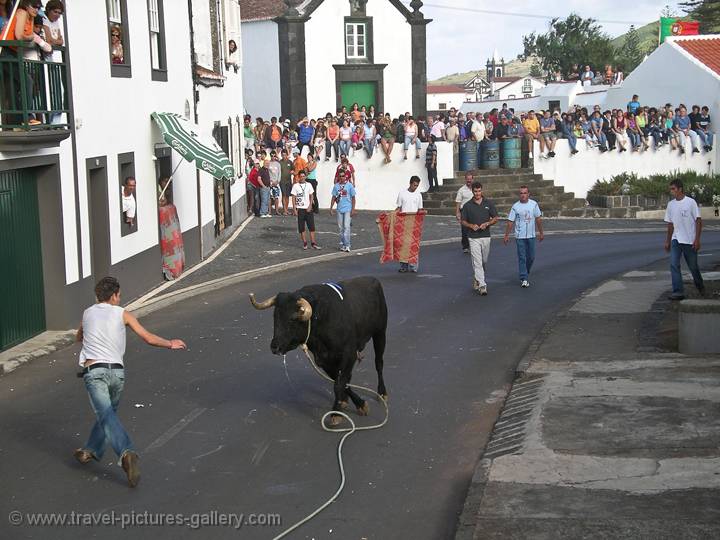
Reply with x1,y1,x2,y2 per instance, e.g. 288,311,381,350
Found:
556,63,625,87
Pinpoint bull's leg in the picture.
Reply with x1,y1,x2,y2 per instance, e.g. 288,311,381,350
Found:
373,330,388,399
344,375,368,416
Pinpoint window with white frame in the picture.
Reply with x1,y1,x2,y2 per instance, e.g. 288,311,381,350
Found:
148,0,160,69
107,0,130,76
346,23,367,59
107,0,122,23
147,0,167,80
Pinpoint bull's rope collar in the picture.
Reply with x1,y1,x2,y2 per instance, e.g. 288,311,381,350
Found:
300,282,343,348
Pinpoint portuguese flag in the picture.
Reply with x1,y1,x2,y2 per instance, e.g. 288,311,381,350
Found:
660,17,700,43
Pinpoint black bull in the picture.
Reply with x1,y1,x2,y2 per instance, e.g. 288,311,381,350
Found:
249,276,388,417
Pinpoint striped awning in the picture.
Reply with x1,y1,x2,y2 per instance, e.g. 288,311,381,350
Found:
151,112,234,180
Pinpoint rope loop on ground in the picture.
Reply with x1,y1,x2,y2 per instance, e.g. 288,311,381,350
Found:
271,345,388,540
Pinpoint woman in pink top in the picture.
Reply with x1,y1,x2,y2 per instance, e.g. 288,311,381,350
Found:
403,116,421,160
612,110,628,153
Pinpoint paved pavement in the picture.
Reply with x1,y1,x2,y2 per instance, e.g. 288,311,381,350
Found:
152,214,673,294
457,257,720,540
4,232,719,539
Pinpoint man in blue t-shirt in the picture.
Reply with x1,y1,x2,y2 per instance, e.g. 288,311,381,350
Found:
673,106,701,154
627,95,641,115
503,186,544,287
329,177,357,252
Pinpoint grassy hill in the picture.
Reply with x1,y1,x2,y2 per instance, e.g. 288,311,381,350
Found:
429,56,539,86
611,20,660,53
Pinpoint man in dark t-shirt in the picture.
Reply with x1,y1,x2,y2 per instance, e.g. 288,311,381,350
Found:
461,181,498,295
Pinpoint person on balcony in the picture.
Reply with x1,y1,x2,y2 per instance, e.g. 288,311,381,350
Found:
110,24,123,64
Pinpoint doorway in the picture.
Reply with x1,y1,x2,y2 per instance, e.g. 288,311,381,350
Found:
86,157,111,281
0,169,46,350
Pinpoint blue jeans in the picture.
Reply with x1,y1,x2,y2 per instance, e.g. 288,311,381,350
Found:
670,240,704,295
516,238,536,281
562,129,577,151
259,186,270,215
628,131,641,149
364,138,376,158
337,211,352,248
403,135,421,152
339,139,351,157
694,129,713,148
83,368,133,460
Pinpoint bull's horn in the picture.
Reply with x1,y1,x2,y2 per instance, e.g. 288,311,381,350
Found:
249,293,277,310
296,298,312,322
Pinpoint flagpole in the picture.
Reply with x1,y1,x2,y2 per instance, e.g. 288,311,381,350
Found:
158,160,184,202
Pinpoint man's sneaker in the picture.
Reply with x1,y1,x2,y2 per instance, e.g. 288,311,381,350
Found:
479,286,488,296
344,246,351,252
121,451,140,488
463,248,469,254
73,448,94,464
521,280,530,288
303,243,308,250
692,147,700,154
311,243,322,250
548,151,556,157
472,278,480,291
668,293,685,301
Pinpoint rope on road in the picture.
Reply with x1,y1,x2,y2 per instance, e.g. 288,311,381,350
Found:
271,344,389,540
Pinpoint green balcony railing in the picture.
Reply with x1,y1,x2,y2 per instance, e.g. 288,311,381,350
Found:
0,41,69,131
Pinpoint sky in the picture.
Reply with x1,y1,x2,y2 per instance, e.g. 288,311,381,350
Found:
414,0,682,80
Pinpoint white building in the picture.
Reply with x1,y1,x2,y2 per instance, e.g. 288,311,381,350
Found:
426,85,469,112
489,76,545,101
240,0,430,119
0,0,245,350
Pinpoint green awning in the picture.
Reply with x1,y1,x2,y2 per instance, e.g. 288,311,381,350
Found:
151,112,234,180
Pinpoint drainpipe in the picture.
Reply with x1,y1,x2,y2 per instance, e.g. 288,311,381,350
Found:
187,0,204,259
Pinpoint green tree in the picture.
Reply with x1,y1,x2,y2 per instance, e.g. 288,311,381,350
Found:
522,14,616,80
529,62,543,78
616,25,645,73
680,0,720,32
661,4,677,17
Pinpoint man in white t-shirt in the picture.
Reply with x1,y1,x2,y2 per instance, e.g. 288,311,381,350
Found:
455,173,474,253
503,186,544,288
75,277,186,487
121,177,136,228
395,176,423,272
664,179,704,300
291,170,321,250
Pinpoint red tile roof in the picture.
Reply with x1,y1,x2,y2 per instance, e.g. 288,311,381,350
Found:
240,0,286,22
674,37,720,78
427,85,466,94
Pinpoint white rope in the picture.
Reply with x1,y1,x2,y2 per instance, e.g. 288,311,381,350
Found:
271,324,389,540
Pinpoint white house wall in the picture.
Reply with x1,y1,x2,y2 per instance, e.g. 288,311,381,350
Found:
604,43,720,122
366,0,412,115
240,20,280,117
64,2,196,277
304,0,413,117
427,92,467,111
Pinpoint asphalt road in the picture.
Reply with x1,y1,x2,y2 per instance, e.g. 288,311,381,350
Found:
2,231,719,540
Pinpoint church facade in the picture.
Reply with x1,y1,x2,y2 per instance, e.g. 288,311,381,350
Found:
240,0,430,119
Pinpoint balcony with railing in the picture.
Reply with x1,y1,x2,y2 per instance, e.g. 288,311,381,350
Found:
0,42,71,151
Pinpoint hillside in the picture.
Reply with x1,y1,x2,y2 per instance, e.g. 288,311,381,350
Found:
611,20,660,53
429,55,539,86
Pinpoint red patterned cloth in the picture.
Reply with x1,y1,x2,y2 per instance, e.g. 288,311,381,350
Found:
159,204,185,279
376,210,427,265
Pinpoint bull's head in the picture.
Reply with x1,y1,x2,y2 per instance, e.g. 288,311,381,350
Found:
249,292,312,355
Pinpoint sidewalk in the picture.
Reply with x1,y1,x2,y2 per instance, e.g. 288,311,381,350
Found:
456,259,720,539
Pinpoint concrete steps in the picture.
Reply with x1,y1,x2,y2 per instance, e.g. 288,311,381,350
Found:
427,166,592,217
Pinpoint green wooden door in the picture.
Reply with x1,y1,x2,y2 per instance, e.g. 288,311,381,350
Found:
0,170,46,350
341,81,377,110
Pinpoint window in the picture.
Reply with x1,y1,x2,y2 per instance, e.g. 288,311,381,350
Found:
346,23,367,59
118,152,137,236
507,95,515,99
106,0,131,77
438,103,447,110
147,0,167,81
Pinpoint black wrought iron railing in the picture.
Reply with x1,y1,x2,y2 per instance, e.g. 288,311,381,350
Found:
0,41,69,131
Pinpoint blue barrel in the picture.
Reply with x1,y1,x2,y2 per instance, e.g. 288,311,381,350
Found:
502,138,522,169
481,139,500,170
459,140,478,171
476,140,484,169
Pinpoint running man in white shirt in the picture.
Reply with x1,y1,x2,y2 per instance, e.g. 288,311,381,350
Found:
74,277,186,487
396,176,424,272
503,186,544,288
664,179,704,300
